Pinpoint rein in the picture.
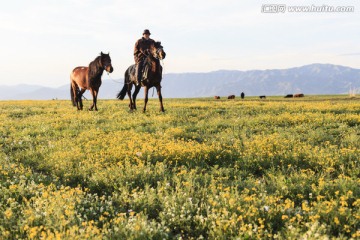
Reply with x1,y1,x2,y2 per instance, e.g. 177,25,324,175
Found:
101,57,120,83
106,72,124,84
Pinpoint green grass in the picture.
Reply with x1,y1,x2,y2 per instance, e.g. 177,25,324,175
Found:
0,96,359,239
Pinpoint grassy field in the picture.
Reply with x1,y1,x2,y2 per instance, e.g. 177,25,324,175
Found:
0,96,359,239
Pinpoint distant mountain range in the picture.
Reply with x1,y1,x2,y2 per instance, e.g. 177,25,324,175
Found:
1,63,359,100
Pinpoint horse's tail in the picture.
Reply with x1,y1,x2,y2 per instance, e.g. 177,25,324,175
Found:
117,84,127,100
116,68,129,100
70,72,77,107
70,84,76,106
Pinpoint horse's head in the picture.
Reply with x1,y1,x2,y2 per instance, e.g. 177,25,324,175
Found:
100,52,114,73
150,42,166,60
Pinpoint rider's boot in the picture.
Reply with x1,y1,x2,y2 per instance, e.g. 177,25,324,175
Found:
135,62,143,86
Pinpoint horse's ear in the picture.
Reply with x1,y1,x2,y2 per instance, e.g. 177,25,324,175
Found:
101,51,104,56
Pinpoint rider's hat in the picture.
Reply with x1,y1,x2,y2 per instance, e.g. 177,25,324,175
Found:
143,29,151,35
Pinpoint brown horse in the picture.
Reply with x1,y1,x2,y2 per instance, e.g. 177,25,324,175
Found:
70,52,113,111
117,42,166,112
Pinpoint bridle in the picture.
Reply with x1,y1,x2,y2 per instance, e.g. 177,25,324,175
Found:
101,58,112,72
155,47,164,60
148,44,164,60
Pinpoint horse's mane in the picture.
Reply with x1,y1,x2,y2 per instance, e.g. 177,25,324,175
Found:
88,56,103,86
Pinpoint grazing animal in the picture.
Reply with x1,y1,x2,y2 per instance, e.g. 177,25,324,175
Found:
228,95,235,99
214,96,220,99
70,52,113,111
294,93,304,98
259,95,266,99
241,92,245,99
284,94,293,98
117,42,166,112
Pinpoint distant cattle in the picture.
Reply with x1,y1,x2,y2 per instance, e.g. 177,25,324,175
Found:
241,92,245,99
294,93,304,98
228,95,235,99
284,94,293,98
259,95,266,99
214,96,220,99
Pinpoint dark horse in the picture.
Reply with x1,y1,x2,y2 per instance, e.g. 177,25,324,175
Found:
70,52,113,111
117,42,166,112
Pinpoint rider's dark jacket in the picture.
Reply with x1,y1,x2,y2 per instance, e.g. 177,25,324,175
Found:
134,37,155,63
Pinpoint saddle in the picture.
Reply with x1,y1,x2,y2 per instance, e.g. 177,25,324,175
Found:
134,58,159,86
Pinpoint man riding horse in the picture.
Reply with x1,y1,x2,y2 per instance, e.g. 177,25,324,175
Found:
117,29,166,112
134,29,156,86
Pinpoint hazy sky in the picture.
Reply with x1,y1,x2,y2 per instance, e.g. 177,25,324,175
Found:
0,0,359,87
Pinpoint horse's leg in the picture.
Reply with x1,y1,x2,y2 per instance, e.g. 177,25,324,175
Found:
143,86,149,113
156,85,165,112
77,88,86,110
132,85,141,110
89,88,100,111
127,83,134,110
93,89,99,111
89,88,96,111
